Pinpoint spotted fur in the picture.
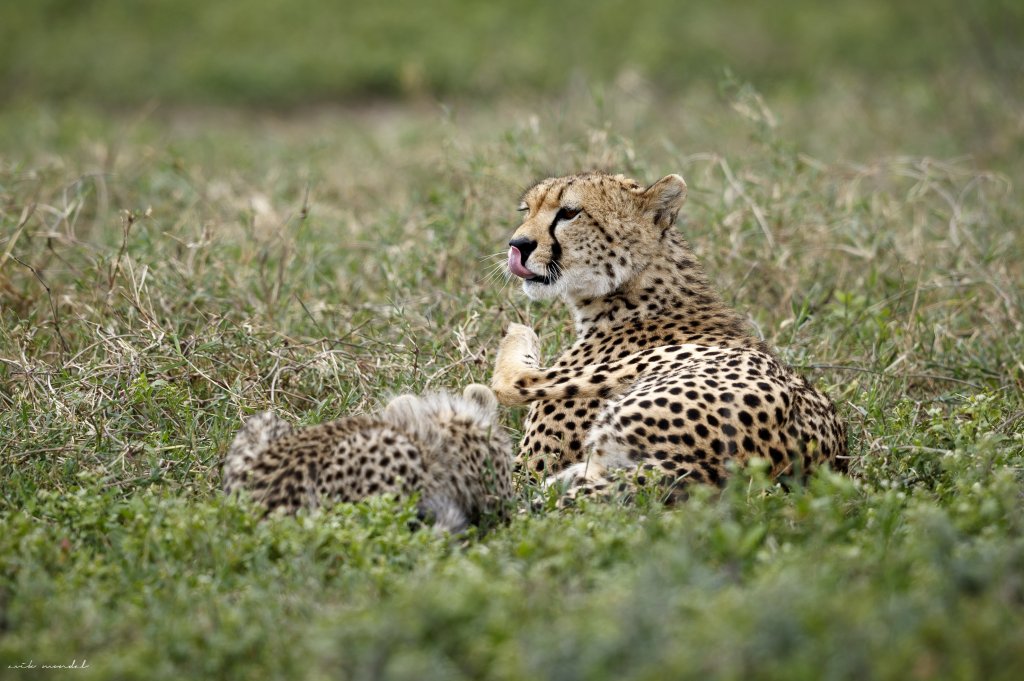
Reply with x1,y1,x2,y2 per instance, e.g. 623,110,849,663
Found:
222,384,513,533
492,172,847,498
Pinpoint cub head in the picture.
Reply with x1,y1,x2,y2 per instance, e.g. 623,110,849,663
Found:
506,172,687,302
381,384,505,455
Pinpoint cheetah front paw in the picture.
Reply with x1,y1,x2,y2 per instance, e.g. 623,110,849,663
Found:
498,323,541,367
491,323,542,405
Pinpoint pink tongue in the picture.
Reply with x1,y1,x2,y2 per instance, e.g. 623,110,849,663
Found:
507,246,535,279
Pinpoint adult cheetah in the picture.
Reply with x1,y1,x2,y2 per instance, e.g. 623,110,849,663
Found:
491,172,847,498
223,384,513,532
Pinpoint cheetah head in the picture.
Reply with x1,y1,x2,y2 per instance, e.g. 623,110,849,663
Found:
506,172,687,302
381,383,504,454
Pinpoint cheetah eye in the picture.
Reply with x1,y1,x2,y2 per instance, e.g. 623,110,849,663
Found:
557,207,581,222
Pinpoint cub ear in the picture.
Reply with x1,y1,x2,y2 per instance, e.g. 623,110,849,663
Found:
643,174,687,228
382,393,445,451
463,383,498,415
382,394,422,427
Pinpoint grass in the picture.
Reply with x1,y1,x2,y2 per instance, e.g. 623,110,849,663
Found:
2,72,1024,678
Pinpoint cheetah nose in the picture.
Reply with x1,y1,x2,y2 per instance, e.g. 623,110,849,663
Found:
508,237,538,279
509,237,537,262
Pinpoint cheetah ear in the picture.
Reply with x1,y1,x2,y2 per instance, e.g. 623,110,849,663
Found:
383,394,420,417
382,394,422,433
643,174,687,229
463,383,498,416
383,393,446,450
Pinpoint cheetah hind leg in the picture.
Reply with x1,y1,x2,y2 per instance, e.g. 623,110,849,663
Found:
542,460,619,508
543,460,606,491
546,462,678,508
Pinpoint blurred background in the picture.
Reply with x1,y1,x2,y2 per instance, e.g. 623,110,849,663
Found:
2,0,1021,182
1,0,1020,107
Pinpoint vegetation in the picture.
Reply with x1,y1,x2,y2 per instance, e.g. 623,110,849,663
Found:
2,1,1023,678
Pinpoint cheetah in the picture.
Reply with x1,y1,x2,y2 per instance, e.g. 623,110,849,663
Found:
222,384,513,533
491,172,847,499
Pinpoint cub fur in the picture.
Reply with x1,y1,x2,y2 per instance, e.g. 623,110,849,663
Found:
223,384,512,533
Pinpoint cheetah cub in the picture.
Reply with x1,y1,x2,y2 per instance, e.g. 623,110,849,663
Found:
492,172,847,499
222,384,513,533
